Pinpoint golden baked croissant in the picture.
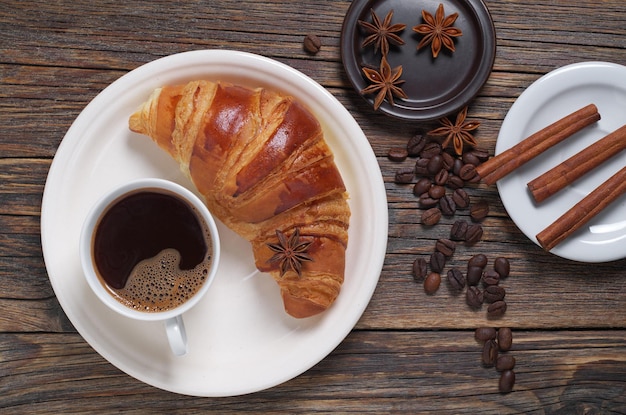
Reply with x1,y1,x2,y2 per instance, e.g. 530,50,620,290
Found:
128,80,350,318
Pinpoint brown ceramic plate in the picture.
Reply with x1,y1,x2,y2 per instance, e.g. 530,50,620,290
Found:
341,0,496,121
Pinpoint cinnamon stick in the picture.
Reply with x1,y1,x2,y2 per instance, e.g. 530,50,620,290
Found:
536,165,626,251
476,104,600,185
528,123,626,202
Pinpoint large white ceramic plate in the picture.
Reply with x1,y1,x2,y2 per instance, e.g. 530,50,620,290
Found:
497,61,626,262
40,50,388,396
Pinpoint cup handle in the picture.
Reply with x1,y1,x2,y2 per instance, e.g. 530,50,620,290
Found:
164,315,188,356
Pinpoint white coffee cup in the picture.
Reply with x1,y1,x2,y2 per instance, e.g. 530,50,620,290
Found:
79,178,220,356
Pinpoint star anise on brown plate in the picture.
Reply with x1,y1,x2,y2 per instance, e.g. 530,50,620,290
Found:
358,8,406,57
360,56,408,110
428,106,480,155
266,228,313,278
412,3,462,58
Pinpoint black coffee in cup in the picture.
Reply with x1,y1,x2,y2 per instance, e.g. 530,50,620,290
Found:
92,189,213,312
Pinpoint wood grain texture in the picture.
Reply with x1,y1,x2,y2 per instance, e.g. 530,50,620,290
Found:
1,0,625,412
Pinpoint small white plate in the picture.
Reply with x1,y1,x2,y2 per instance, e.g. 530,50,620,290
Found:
496,61,626,262
40,50,388,396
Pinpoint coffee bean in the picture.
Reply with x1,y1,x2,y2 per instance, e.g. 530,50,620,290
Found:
420,142,442,159
421,207,441,226
414,158,430,176
413,177,432,197
482,339,499,366
482,270,501,286
447,174,465,189
472,148,490,162
439,194,456,216
429,185,446,199
412,258,428,281
497,327,513,351
452,188,470,209
474,327,497,342
496,355,516,371
470,200,490,222
468,254,488,269
466,286,483,308
388,147,408,162
466,266,483,286
459,163,479,181
429,251,446,273
452,158,464,176
424,272,441,295
427,155,444,175
450,220,468,241
462,151,481,166
394,168,415,184
435,238,456,257
498,370,515,393
483,285,506,303
465,223,483,245
303,34,322,54
494,257,511,278
419,193,439,208
447,268,465,291
487,300,507,318
433,169,449,186
407,134,427,156
441,152,455,171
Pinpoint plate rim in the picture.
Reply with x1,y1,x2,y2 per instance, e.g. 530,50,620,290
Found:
40,49,389,396
496,60,626,263
340,0,496,121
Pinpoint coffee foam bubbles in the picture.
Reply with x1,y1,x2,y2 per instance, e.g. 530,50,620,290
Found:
109,248,211,312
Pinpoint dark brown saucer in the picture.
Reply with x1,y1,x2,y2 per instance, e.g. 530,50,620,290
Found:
341,0,496,121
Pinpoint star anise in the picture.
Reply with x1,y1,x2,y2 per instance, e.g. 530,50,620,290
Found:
266,228,313,278
358,9,406,57
412,3,462,58
360,56,408,110
428,106,480,155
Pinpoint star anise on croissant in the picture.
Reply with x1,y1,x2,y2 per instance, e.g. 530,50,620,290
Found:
358,8,406,57
428,106,480,155
412,3,462,58
360,56,408,110
266,228,313,278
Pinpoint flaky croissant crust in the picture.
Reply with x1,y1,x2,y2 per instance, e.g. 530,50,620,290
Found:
129,80,350,318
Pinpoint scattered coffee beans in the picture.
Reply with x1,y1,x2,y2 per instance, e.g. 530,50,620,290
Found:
468,254,488,268
482,270,501,286
413,177,432,196
484,285,506,303
439,194,456,216
474,327,516,393
303,34,322,54
466,266,483,286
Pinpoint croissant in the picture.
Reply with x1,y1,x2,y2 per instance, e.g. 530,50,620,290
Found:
128,80,350,318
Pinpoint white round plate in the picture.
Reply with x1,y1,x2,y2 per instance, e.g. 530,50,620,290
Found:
40,50,388,396
496,61,626,262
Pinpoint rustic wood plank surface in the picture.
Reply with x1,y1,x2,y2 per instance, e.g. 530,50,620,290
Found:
1,0,625,413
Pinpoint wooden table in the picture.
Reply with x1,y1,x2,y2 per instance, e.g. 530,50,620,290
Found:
2,0,625,412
